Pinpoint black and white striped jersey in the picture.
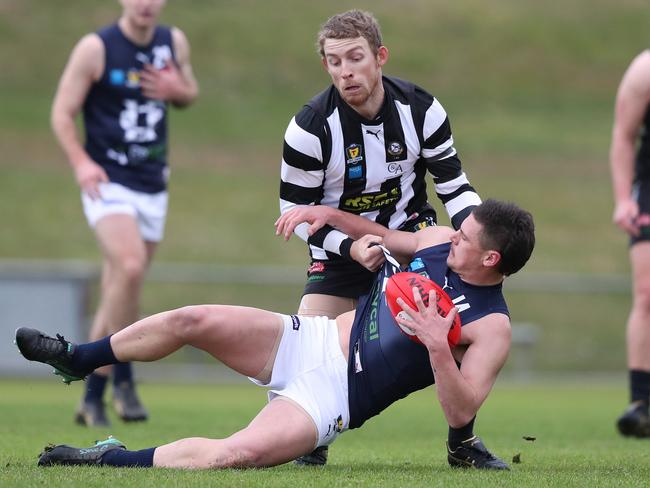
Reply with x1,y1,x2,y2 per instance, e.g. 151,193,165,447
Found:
280,76,480,261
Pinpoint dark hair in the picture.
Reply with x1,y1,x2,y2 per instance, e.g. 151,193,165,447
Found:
317,10,383,57
472,199,535,276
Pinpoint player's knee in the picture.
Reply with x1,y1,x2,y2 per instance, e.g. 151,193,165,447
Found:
115,255,147,285
220,444,265,468
169,305,211,342
633,279,650,310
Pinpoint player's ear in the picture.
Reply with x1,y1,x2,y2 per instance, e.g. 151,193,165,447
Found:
377,46,389,67
483,250,501,269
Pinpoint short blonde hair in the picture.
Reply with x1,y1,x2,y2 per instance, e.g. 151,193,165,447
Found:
317,10,383,57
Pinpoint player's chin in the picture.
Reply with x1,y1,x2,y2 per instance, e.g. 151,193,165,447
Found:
341,91,367,107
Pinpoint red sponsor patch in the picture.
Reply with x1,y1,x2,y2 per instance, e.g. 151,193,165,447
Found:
308,262,326,275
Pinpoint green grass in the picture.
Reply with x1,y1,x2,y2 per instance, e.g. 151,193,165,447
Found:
0,378,647,487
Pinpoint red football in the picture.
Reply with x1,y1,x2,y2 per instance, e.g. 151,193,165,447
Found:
385,272,461,347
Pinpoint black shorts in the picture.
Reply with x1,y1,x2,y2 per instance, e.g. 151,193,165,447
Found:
631,180,650,246
302,208,438,298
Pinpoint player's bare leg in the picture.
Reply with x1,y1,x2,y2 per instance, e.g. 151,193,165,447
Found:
298,294,357,320
618,242,650,437
110,305,284,379
79,214,154,426
154,397,318,468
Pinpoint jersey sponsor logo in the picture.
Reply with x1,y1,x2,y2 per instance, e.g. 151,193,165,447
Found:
408,257,425,271
109,69,126,86
365,128,382,140
341,187,401,213
387,141,404,157
290,315,301,331
345,144,363,165
348,165,363,180
442,276,453,292
126,70,140,88
367,286,382,341
415,217,436,230
325,414,344,437
308,262,326,275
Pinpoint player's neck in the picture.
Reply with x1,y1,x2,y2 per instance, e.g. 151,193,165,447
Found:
456,269,504,287
118,17,156,46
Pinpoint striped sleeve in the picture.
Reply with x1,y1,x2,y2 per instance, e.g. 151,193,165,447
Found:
279,107,353,257
420,98,481,229
280,108,326,207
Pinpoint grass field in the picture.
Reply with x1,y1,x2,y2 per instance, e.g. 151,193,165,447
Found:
0,378,647,487
3,2,650,485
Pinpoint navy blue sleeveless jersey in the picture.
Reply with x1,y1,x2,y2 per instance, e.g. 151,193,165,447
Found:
346,242,509,429
83,23,175,193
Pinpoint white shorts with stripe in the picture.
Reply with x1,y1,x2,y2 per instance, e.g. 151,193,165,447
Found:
250,314,350,448
81,182,168,242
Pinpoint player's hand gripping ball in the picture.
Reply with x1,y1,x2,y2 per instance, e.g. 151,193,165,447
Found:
385,272,461,347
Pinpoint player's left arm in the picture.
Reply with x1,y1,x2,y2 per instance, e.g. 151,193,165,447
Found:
140,27,199,107
396,290,510,427
276,205,389,241
434,314,510,427
419,95,481,229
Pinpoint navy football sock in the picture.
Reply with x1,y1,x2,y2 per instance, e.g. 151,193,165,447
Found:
630,369,650,406
101,447,156,467
448,416,476,449
113,362,134,386
71,335,118,373
84,373,108,403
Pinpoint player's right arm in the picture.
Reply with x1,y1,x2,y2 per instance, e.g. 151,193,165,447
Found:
610,50,650,236
51,34,108,199
279,108,361,261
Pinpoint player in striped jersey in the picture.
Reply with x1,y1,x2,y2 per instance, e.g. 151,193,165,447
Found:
278,9,481,465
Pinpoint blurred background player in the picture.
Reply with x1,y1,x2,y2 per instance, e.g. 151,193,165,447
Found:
610,50,650,437
50,0,198,426
277,9,480,463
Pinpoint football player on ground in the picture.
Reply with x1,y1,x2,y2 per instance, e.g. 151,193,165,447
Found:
16,199,534,470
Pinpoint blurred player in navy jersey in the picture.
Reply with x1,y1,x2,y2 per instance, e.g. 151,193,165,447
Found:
51,0,198,426
610,50,650,437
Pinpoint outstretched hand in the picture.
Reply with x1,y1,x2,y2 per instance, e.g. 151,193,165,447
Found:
395,287,458,351
275,205,331,241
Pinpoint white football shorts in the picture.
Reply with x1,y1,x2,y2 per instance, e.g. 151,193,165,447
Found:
250,314,350,448
81,182,168,242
